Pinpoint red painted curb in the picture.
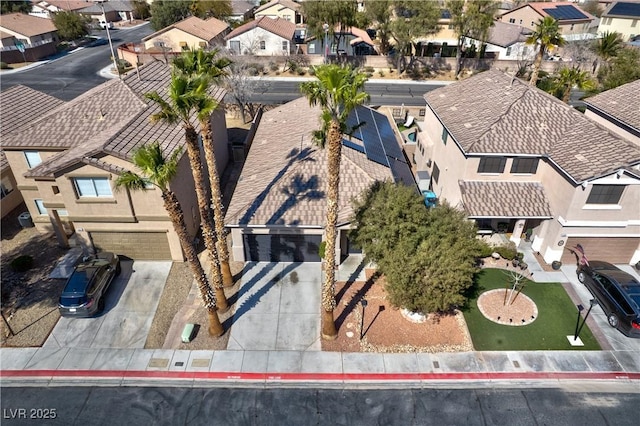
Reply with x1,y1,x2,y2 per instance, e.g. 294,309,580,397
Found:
1,370,639,381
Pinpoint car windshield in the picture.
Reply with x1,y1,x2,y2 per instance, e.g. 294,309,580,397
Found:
627,287,640,310
59,295,87,306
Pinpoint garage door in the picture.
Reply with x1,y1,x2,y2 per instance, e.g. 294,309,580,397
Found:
90,231,172,260
243,234,322,262
561,237,639,264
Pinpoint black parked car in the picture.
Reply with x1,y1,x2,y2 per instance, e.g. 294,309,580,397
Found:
577,261,640,338
58,252,120,318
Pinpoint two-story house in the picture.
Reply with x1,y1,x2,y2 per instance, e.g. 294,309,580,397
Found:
254,0,303,25
0,61,229,261
413,70,640,266
142,16,230,53
499,1,596,41
598,1,640,41
0,13,58,63
225,16,296,56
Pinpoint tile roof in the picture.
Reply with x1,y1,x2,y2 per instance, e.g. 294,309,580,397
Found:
0,13,57,37
523,2,594,22
485,22,531,48
0,151,8,173
4,61,227,178
583,78,640,133
142,16,229,43
603,1,640,18
225,16,296,41
459,181,553,218
423,70,640,183
45,1,95,12
0,84,64,135
225,97,393,227
231,0,257,15
255,0,300,14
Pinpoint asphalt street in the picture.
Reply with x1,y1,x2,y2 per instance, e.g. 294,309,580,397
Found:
1,386,638,426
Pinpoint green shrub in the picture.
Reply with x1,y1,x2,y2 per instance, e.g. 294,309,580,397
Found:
477,240,494,258
269,61,279,72
297,68,306,75
10,255,33,272
495,243,518,260
0,62,10,69
364,66,374,73
308,67,315,76
378,70,385,77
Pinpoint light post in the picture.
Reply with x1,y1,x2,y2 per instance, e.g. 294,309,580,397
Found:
359,299,367,340
323,23,329,63
575,299,597,340
94,0,119,78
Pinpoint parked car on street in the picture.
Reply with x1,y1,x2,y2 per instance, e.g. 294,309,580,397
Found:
58,252,120,317
99,20,114,30
577,260,640,338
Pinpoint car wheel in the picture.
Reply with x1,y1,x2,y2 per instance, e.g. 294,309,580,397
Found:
577,271,586,283
607,313,619,328
98,298,105,313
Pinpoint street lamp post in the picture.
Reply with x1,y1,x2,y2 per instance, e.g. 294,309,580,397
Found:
323,23,329,63
94,0,119,78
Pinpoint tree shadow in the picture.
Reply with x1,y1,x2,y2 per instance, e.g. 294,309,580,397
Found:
334,259,366,305
335,273,376,331
266,173,324,225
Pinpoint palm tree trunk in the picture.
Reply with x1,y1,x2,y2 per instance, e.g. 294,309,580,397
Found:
455,36,464,78
162,190,224,337
184,127,229,312
321,120,341,340
200,120,234,288
529,47,545,86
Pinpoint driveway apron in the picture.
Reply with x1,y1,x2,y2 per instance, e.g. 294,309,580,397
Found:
227,262,321,351
43,261,171,349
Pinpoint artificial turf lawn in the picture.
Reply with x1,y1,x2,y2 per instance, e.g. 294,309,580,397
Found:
462,268,601,351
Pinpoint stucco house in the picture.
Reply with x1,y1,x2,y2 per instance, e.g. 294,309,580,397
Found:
225,97,414,263
229,0,258,22
0,62,229,261
0,13,58,63
306,26,377,56
142,16,230,53
598,1,640,41
499,1,596,41
225,16,296,56
0,85,65,218
413,70,640,266
254,0,303,25
465,21,535,61
29,0,93,19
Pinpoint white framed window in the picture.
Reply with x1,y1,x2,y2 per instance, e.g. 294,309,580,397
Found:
73,177,112,198
34,199,47,215
282,40,288,51
506,46,512,56
57,209,69,216
260,40,266,50
24,151,42,168
0,177,13,199
308,43,315,54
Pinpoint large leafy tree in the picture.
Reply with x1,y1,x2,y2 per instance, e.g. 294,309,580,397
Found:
189,0,232,20
388,0,440,74
526,16,565,86
361,0,393,55
172,48,235,288
115,142,224,336
0,1,31,14
549,66,596,103
301,0,359,57
300,64,369,340
150,0,191,31
351,182,481,313
145,70,230,312
131,0,151,20
447,0,499,78
597,46,640,90
51,11,90,41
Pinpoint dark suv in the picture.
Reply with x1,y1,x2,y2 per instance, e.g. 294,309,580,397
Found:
577,261,640,338
58,252,120,317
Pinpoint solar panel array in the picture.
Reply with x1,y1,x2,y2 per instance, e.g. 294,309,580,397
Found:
543,5,588,20
609,2,640,18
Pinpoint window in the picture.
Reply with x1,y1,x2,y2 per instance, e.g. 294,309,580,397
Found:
283,14,291,21
24,151,42,168
478,157,506,173
199,41,207,48
282,40,288,51
260,40,266,50
73,177,112,198
441,127,448,145
510,158,538,174
179,41,188,51
432,163,440,185
229,40,240,53
509,18,515,23
506,46,512,56
523,46,529,55
419,109,426,117
34,199,47,215
57,209,69,216
570,24,574,31
586,185,624,204
308,43,315,54
0,177,13,199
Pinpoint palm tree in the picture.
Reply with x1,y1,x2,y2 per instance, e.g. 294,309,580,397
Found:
527,16,565,86
145,71,229,312
593,31,623,72
551,66,596,103
300,65,370,340
172,48,235,288
115,142,224,336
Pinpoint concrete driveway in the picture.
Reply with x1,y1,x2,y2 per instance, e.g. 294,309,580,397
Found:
562,264,640,352
43,261,171,349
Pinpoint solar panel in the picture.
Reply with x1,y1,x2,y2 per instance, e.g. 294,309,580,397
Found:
543,5,587,20
609,2,640,18
370,109,405,161
342,138,365,154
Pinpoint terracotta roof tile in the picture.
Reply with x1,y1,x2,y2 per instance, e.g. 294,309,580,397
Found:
485,22,531,47
460,181,552,218
0,13,57,37
583,78,640,133
142,16,229,43
225,97,393,227
0,84,64,135
45,1,94,12
424,70,640,182
225,16,296,41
